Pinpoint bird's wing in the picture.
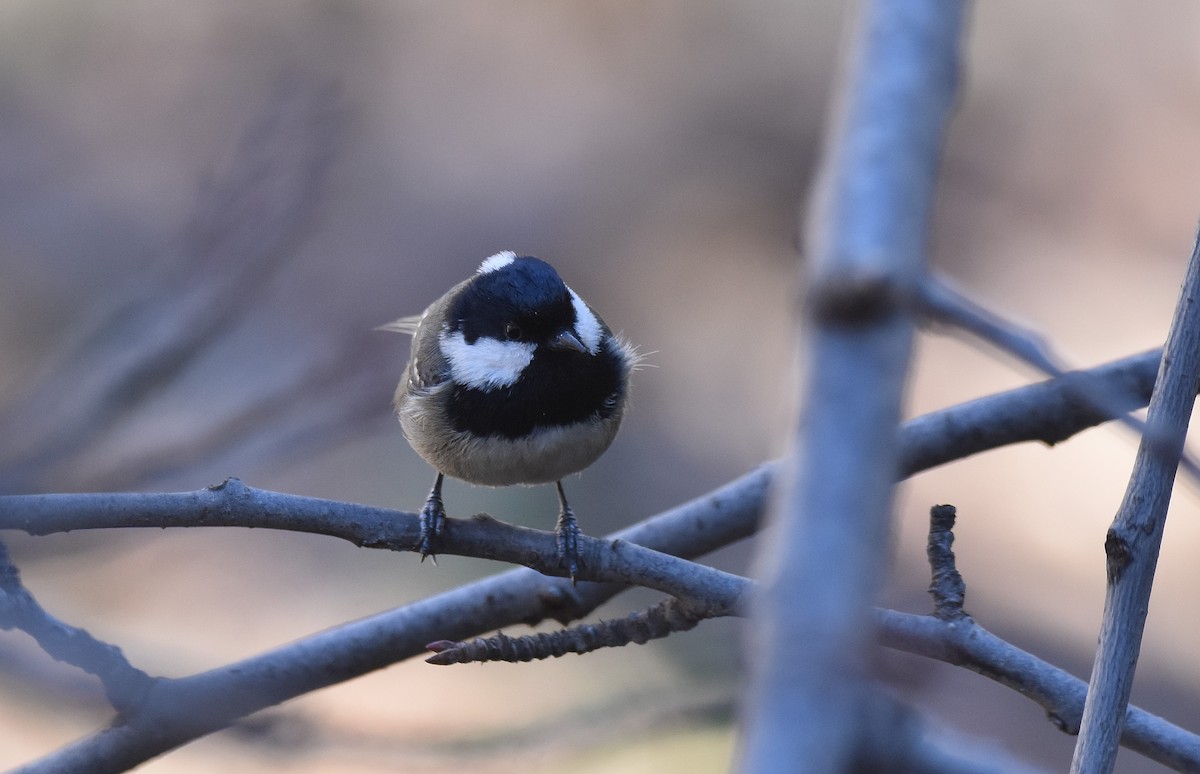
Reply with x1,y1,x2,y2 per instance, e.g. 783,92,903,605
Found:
407,317,450,392
397,296,457,393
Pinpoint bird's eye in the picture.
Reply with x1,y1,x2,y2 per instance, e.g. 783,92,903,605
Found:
504,323,523,341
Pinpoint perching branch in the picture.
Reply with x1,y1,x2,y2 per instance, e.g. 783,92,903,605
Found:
1071,229,1200,772
0,346,1190,772
0,478,746,614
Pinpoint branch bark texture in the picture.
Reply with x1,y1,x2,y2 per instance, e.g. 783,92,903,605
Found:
1071,231,1200,773
739,2,967,770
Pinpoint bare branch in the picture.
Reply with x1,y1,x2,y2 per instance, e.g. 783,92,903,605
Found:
899,349,1165,475
877,610,1200,771
0,479,747,613
917,273,1200,482
926,504,966,621
425,597,705,665
0,539,155,712
0,347,1186,771
851,691,1051,774
894,498,1200,771
740,1,968,770
11,483,1199,774
1071,230,1200,772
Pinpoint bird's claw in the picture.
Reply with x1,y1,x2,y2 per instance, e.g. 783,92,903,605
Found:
418,491,446,562
555,506,580,583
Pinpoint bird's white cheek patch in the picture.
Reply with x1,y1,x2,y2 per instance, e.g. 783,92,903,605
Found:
567,287,602,354
441,330,535,389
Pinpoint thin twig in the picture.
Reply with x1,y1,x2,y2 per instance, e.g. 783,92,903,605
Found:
0,539,155,712
917,273,1200,482
1071,231,1200,772
926,504,966,621
877,610,1200,771
899,349,1165,474
425,597,705,665
852,690,1050,774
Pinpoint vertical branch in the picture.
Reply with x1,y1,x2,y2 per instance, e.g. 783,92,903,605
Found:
739,1,967,771
1071,232,1200,773
927,504,967,621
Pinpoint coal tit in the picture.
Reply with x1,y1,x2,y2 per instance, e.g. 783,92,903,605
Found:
380,252,634,580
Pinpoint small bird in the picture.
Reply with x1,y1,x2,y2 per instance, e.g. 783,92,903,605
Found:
380,251,634,580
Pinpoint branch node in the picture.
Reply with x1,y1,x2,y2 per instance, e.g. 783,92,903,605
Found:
208,477,245,494
1103,528,1133,584
807,267,906,326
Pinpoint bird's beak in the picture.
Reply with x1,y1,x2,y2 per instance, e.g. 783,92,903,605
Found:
548,329,588,354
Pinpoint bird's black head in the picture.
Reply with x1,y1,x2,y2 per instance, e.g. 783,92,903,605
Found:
435,252,626,439
449,254,578,348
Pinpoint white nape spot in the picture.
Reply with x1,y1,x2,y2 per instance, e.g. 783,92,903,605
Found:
477,251,517,274
440,329,535,389
567,287,602,354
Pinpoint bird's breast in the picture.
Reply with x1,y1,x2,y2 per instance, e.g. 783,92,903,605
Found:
400,392,623,485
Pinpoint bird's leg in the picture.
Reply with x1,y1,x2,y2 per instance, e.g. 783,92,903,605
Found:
418,472,446,562
554,480,580,582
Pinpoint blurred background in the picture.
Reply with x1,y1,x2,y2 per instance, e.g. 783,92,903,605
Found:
1,1,1199,771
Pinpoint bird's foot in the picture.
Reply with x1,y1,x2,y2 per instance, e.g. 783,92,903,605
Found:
418,483,446,562
555,506,580,583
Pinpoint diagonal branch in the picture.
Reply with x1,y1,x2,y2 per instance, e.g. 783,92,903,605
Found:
425,596,707,665
888,500,1200,771
878,610,1200,771
917,272,1200,482
0,539,155,712
1071,230,1200,772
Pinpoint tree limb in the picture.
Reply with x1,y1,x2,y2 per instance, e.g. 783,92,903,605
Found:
1071,229,1200,772
739,1,968,770
917,272,1200,482
877,611,1200,771
0,539,155,712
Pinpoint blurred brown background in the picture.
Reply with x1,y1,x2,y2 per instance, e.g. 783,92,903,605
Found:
1,2,1199,771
